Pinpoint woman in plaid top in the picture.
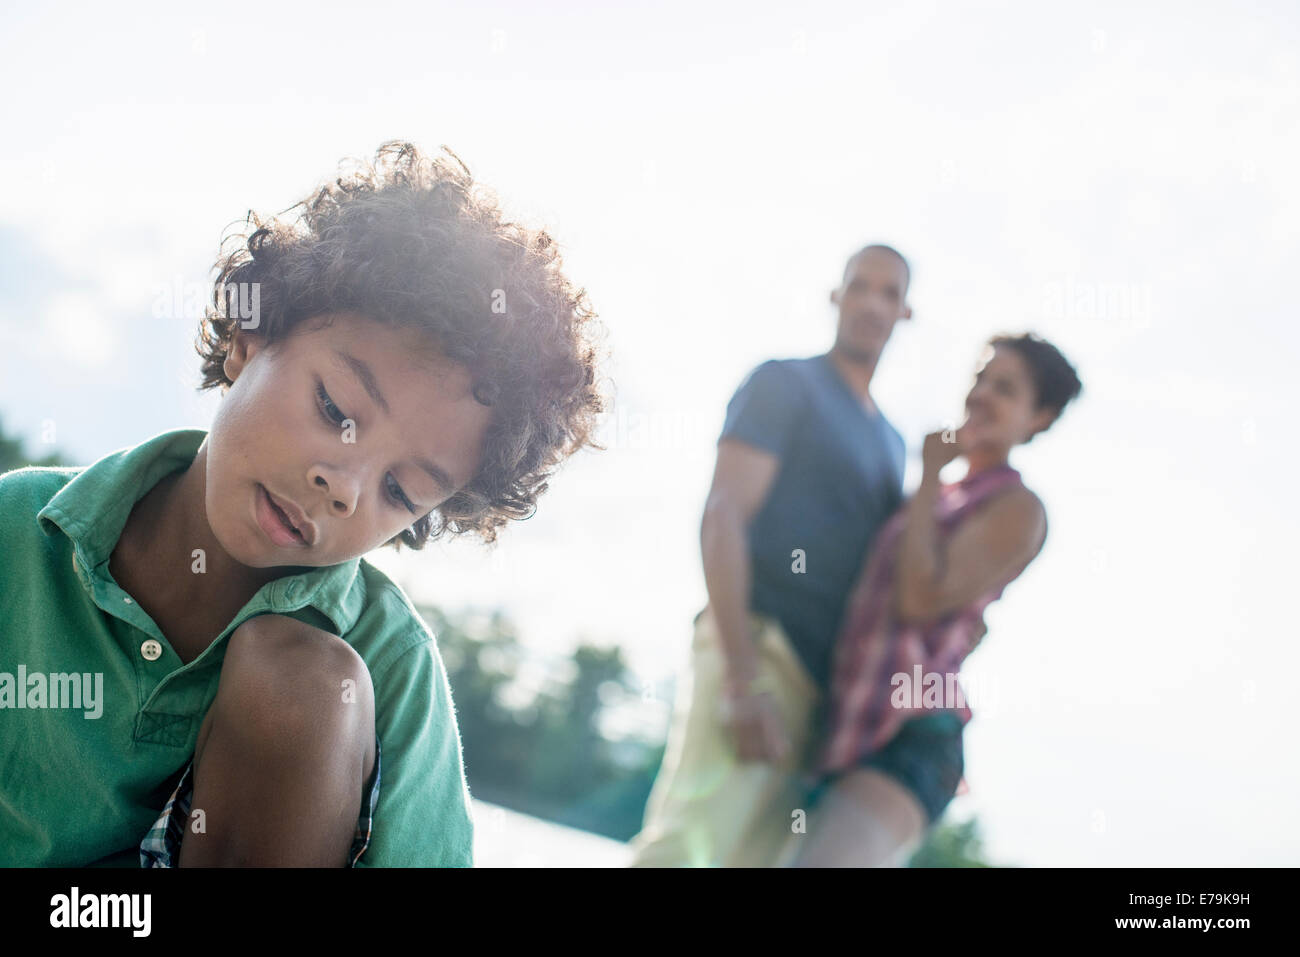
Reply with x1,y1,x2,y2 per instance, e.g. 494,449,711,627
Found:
789,333,1081,867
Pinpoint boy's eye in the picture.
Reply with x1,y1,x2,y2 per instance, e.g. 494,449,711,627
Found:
316,381,417,515
386,475,416,514
316,382,347,426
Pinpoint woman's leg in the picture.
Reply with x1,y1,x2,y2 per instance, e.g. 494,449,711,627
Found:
787,768,928,867
790,711,965,867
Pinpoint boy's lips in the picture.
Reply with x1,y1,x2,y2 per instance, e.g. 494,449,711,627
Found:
256,484,318,547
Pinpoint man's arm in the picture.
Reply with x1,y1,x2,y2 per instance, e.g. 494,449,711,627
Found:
702,439,779,691
701,438,789,761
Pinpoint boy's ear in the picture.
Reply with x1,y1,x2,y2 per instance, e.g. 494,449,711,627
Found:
222,326,266,382
830,286,843,306
901,301,913,321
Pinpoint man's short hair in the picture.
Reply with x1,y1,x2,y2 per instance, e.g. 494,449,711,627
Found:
842,243,910,291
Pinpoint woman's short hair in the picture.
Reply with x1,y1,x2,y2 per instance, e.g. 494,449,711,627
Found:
988,332,1082,436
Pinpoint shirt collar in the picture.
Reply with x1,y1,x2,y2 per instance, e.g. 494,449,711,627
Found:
816,351,883,421
36,427,366,636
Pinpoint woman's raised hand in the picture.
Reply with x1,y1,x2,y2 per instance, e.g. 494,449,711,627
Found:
921,428,965,477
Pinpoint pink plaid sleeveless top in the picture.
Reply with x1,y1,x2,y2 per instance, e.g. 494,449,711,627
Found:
816,463,1042,780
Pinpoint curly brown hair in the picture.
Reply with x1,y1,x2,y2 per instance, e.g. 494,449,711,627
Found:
195,140,608,549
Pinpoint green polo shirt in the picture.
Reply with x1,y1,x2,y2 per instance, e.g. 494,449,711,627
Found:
0,427,474,867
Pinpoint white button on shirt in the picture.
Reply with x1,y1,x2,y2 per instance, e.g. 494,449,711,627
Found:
140,639,162,661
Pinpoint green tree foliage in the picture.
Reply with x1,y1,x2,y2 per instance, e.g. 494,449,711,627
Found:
425,605,665,841
0,415,67,472
907,816,997,867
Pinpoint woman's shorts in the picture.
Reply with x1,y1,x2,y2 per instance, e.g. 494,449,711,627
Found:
139,732,382,867
810,710,964,827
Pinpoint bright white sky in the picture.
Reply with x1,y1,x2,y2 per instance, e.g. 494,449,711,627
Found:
2,0,1296,867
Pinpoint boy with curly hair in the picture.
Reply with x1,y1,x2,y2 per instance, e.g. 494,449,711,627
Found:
0,141,606,867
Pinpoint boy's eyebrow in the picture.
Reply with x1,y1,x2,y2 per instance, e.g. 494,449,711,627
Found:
333,348,454,494
334,350,390,416
416,456,454,495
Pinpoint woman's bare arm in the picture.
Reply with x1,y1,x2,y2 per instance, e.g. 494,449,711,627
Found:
893,433,1046,625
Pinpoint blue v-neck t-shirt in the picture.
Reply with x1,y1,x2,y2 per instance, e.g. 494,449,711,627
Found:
718,353,906,689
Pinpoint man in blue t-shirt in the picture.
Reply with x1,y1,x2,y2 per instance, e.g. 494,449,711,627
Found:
629,244,915,867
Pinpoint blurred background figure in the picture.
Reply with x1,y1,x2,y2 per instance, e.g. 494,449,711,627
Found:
628,245,913,866
791,334,1080,867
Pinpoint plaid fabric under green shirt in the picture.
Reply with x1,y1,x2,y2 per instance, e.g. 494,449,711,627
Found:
139,732,382,867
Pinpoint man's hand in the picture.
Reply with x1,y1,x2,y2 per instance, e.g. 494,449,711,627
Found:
719,687,790,764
